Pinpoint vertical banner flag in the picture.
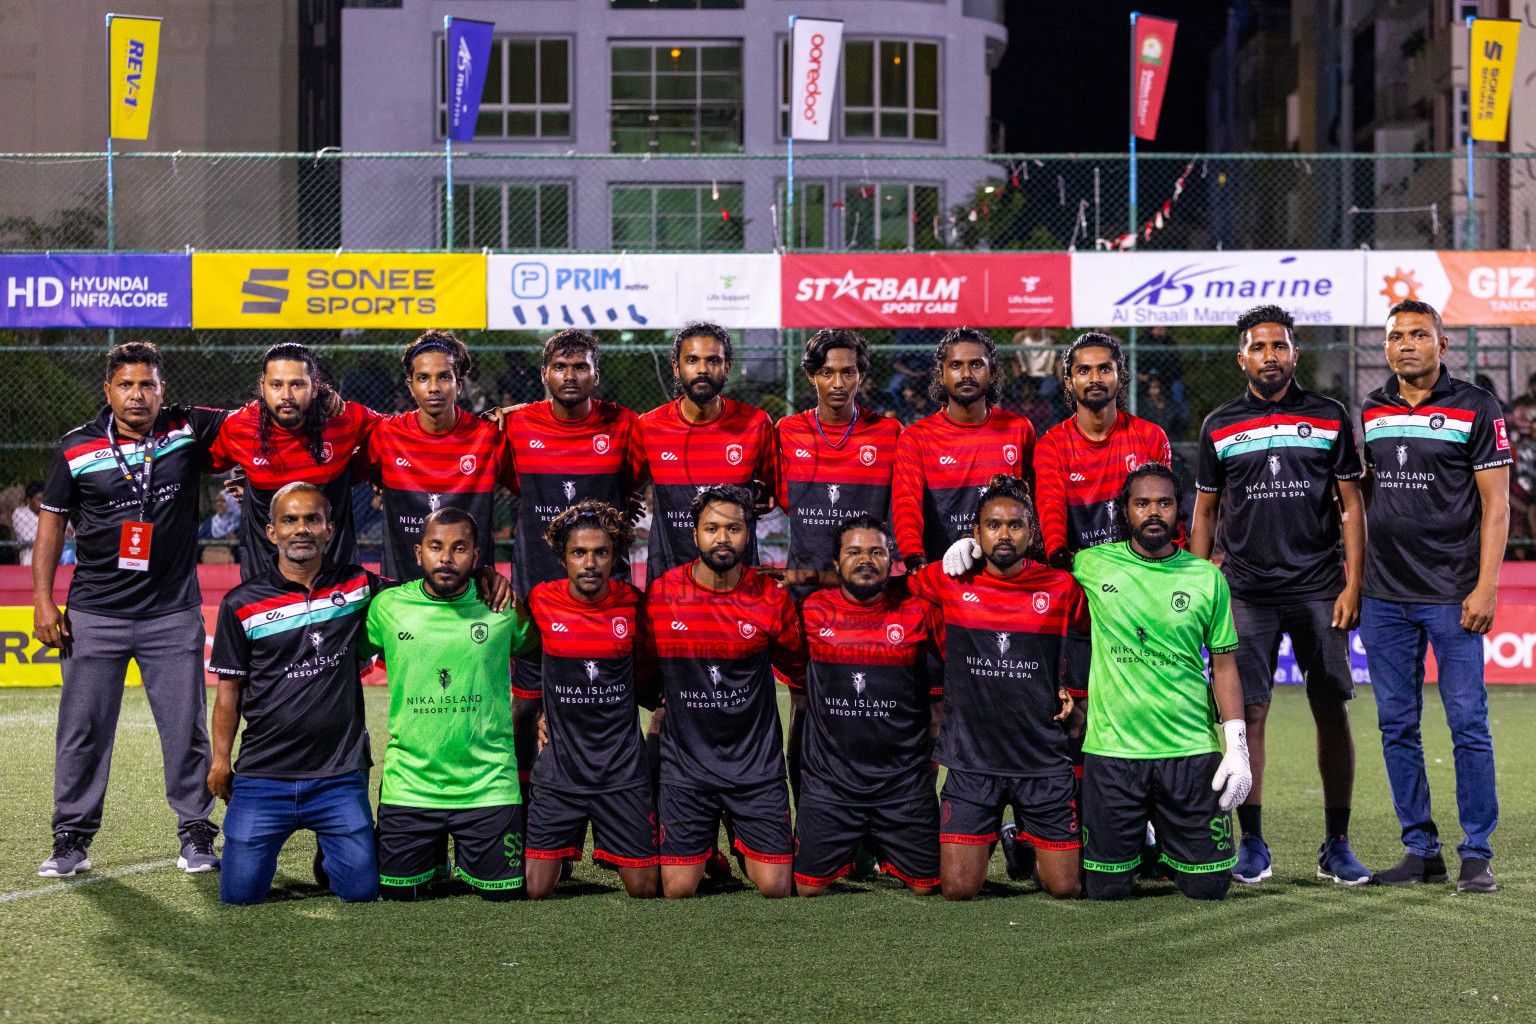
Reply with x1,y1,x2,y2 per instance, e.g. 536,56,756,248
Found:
1131,15,1178,141
790,18,844,141
446,18,495,142
108,14,161,140
1470,18,1520,142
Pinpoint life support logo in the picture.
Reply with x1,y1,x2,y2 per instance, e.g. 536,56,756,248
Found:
739,620,758,638
612,617,629,638
886,623,905,645
860,444,877,466
320,442,334,463
593,433,611,455
459,454,477,475
1032,591,1050,614
1003,444,1018,466
726,443,744,466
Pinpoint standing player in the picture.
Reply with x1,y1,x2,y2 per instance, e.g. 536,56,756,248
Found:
893,327,1035,570
366,509,539,900
642,485,804,899
1073,463,1251,901
909,475,1087,901
207,343,381,578
523,500,658,899
793,513,941,896
1190,305,1369,886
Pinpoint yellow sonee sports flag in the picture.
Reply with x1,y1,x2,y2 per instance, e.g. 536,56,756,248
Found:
1470,18,1520,143
109,15,161,140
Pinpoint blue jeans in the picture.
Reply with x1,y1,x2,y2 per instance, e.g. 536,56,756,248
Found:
219,770,378,905
1360,599,1498,861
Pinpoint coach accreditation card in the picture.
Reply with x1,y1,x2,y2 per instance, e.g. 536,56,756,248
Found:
119,520,153,571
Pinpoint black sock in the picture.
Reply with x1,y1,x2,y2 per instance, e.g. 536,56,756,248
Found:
1324,806,1351,839
1237,804,1262,841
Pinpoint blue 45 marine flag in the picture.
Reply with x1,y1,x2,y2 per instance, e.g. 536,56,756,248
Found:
446,18,495,142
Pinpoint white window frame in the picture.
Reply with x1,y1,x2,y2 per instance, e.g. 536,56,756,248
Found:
838,37,943,144
438,179,573,251
609,40,744,154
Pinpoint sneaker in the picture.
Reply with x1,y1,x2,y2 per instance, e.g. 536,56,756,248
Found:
1370,851,1448,886
313,845,330,890
1000,822,1036,882
1232,833,1272,883
704,844,733,881
38,829,91,878
849,840,880,882
177,821,220,874
558,860,575,883
1456,857,1497,893
1317,836,1372,885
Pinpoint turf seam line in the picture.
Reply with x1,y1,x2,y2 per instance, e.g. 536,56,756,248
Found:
0,859,177,903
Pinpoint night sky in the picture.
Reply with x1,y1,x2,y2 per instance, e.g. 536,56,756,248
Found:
992,2,1230,153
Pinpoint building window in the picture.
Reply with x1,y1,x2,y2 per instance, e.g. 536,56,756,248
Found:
610,0,743,8
611,43,743,153
780,182,827,250
841,182,941,250
441,181,571,250
1454,86,1470,147
436,36,571,139
611,183,744,250
842,39,940,141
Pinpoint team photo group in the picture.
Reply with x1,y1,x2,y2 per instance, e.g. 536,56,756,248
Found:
30,295,1509,905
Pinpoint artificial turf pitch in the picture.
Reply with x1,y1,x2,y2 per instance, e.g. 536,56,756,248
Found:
1,685,1533,1024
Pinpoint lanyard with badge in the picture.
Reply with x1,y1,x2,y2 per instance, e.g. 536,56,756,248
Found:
107,420,158,572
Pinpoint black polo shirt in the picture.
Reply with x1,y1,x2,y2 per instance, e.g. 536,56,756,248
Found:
208,559,393,780
1361,369,1511,604
41,405,227,618
1196,383,1362,604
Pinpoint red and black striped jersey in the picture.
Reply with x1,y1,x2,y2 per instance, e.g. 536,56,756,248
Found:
641,563,805,788
634,398,777,579
909,561,1088,778
363,409,514,580
776,408,902,573
1033,412,1171,561
523,579,650,795
504,400,644,597
795,587,940,802
892,407,1035,562
206,401,382,579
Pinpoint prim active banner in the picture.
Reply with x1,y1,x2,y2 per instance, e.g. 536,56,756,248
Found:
782,253,1070,328
0,254,190,328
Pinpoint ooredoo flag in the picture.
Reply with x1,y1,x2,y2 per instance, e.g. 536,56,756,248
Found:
1470,18,1520,142
1132,15,1177,142
790,18,843,142
445,17,495,142
108,14,161,140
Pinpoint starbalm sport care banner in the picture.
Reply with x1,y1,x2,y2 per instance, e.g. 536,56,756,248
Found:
789,18,844,142
445,18,495,143
1470,18,1520,142
108,14,161,140
1132,14,1177,142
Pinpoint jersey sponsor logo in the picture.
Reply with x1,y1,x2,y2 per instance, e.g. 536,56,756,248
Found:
612,616,629,638
320,441,334,463
1135,625,1148,645
939,455,958,465
460,454,477,475
438,668,452,689
826,483,841,505
859,444,877,466
562,480,576,502
1003,444,1018,465
593,433,611,455
738,620,758,638
584,659,599,681
852,671,867,695
394,457,411,467
660,451,679,462
1032,591,1050,614
1171,591,1190,613
471,621,489,643
1496,418,1510,450
1104,499,1116,520
726,443,744,466
427,493,442,512
309,630,323,654
397,631,415,640
1396,443,1408,467
961,591,980,603
707,663,723,687
530,439,547,449
794,447,813,458
253,456,271,466
1267,454,1280,476
1069,472,1086,482
548,622,572,633
818,627,835,637
670,620,688,631
886,623,904,645
1101,583,1118,593
995,631,1012,655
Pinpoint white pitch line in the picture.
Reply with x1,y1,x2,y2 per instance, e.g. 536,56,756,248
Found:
0,860,177,903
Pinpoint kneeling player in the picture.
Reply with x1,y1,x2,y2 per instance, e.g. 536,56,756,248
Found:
794,513,942,896
1072,464,1251,901
643,485,805,899
524,500,658,899
910,476,1088,901
367,509,539,900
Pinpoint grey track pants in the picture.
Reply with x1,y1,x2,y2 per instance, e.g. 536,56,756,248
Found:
53,606,215,842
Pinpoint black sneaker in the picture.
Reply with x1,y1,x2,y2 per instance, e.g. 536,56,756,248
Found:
39,829,92,878
1456,857,1497,893
178,821,220,874
1000,822,1036,882
1371,852,1448,886
313,845,330,890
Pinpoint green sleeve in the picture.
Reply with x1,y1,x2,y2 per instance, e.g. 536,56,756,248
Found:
364,592,390,657
1205,570,1240,655
508,603,540,658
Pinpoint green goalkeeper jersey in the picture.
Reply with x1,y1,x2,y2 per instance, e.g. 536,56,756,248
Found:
365,580,539,809
1072,542,1240,760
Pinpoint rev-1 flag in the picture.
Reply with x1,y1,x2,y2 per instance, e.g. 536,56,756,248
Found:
108,14,161,140
446,17,495,142
1131,14,1177,142
1470,18,1520,142
790,17,844,141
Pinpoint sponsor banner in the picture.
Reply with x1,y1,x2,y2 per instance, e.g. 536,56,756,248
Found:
0,254,190,327
1273,604,1536,685
1470,18,1521,142
487,253,779,330
1072,251,1364,327
445,18,496,143
108,15,161,140
1131,15,1178,142
789,18,844,142
782,253,1071,328
192,253,486,328
1366,250,1536,327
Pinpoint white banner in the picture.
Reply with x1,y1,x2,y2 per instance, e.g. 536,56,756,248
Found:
1363,251,1449,325
790,18,843,142
1072,251,1367,328
487,254,781,330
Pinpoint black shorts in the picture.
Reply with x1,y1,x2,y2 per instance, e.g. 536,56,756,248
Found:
938,768,1081,850
1081,752,1235,876
1230,597,1354,706
793,777,939,889
527,783,659,868
376,802,526,893
659,778,792,866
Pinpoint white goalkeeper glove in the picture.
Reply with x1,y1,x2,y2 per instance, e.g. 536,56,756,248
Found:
1212,719,1252,812
941,537,982,577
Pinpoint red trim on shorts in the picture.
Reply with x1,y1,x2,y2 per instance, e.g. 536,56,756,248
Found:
1073,764,1084,779
1065,688,1087,699
793,863,853,887
1013,827,1081,852
659,852,711,866
939,832,1000,845
732,837,793,864
593,849,660,869
880,861,941,888
512,688,543,700
526,847,582,861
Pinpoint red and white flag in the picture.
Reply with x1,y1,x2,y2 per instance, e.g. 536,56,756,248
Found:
1132,15,1178,141
790,18,843,141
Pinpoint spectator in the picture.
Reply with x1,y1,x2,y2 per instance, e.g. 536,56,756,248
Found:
885,328,942,402
1508,400,1536,558
497,351,544,406
352,483,384,564
1009,328,1061,392
198,492,241,542
1137,325,1185,405
1001,373,1059,436
894,380,937,426
1517,371,1536,409
1140,374,1187,441
1476,374,1507,415
340,351,398,413
13,481,43,566
857,376,897,417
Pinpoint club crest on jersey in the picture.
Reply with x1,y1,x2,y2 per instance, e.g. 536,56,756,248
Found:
1429,413,1446,431
726,443,743,466
330,591,347,608
593,433,611,455
852,671,867,695
738,620,758,639
1297,422,1313,439
1003,444,1019,465
612,617,629,639
471,621,489,644
995,631,1011,655
886,623,905,645
1171,592,1190,613
1124,454,1139,473
1032,591,1050,614
320,441,335,463
859,444,877,466
460,454,477,475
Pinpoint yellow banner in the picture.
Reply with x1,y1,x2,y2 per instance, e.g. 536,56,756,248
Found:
192,253,487,328
0,608,142,687
108,15,161,141
1470,18,1521,142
